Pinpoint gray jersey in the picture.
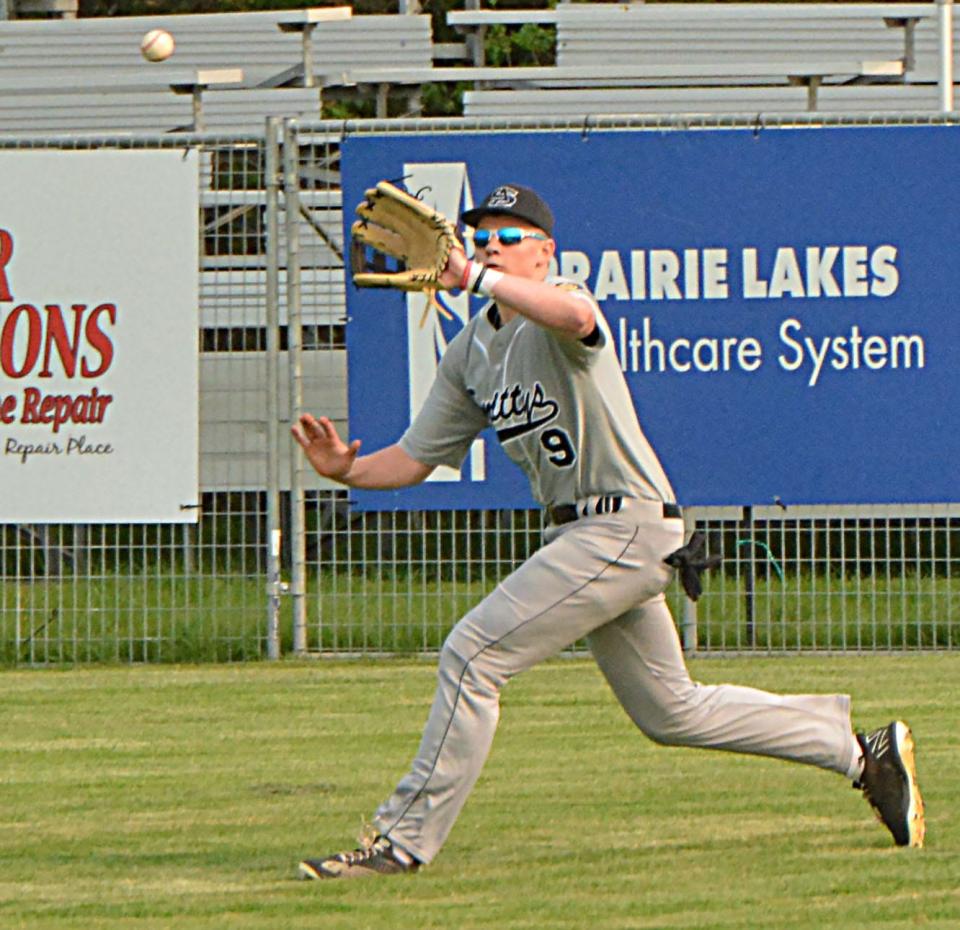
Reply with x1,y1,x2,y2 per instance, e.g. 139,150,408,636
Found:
399,276,675,507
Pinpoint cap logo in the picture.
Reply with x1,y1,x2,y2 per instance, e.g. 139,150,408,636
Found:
487,186,519,209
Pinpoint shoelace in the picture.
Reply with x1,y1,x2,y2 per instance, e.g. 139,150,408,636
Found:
856,774,887,823
336,838,391,865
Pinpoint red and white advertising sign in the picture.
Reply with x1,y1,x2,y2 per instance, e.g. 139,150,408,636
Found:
0,150,199,523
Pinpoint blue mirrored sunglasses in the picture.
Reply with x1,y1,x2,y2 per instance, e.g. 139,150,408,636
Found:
472,227,549,248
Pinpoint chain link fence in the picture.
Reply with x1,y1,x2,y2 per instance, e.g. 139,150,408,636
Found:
1,113,958,664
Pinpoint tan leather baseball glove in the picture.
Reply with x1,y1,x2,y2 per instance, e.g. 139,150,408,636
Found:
350,181,463,292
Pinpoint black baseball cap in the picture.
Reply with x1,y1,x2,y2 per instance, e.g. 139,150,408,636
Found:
461,183,555,236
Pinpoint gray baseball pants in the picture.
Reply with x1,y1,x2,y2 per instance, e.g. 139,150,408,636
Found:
372,499,857,864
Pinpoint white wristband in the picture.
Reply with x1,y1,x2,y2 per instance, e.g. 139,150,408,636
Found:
462,260,484,292
472,265,504,298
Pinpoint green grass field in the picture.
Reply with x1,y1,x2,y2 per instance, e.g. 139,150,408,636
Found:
2,655,958,929
4,571,958,664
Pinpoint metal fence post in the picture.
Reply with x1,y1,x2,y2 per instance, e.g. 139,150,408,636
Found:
681,507,698,653
264,116,284,660
283,119,308,655
741,505,756,648
939,0,955,112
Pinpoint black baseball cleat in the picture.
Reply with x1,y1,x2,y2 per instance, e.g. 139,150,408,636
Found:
298,835,420,880
853,720,925,848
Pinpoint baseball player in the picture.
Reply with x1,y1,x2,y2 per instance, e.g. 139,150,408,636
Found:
293,183,924,879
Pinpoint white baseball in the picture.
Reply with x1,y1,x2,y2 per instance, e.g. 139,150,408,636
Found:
140,29,175,63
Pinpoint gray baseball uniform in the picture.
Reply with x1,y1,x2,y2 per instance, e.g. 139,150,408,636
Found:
371,279,859,865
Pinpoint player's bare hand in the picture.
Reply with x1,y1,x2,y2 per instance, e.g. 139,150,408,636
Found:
291,414,361,483
439,247,469,291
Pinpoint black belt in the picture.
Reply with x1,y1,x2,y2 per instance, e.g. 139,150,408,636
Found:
547,498,682,525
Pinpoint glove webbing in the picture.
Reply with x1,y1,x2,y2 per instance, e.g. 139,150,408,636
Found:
664,531,722,602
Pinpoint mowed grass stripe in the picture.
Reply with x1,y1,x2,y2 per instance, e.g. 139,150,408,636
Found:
1,656,957,929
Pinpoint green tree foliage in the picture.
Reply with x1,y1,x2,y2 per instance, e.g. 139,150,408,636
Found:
484,22,555,66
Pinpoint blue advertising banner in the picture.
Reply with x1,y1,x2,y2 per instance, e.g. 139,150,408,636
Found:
341,126,959,510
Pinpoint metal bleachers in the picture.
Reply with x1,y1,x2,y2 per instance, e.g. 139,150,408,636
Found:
0,4,955,131
199,349,345,490
322,6,914,114
553,4,935,73
0,9,433,133
197,179,347,492
0,85,331,133
461,2,958,119
450,3,933,75
464,82,957,119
